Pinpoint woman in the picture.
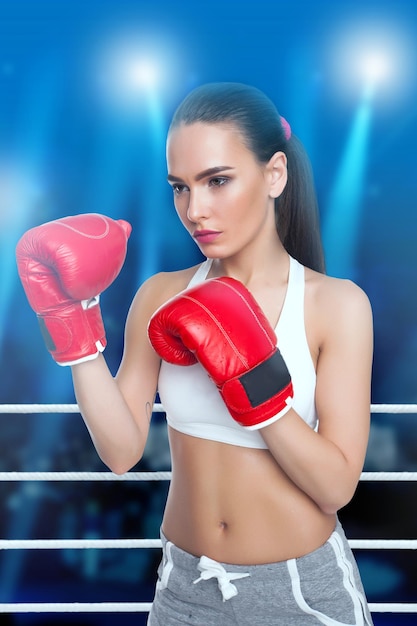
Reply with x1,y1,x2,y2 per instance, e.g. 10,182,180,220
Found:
16,83,374,625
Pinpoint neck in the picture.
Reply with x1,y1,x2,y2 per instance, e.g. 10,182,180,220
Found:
209,244,289,289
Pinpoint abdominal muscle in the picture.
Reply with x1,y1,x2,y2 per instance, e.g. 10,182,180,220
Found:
162,427,336,565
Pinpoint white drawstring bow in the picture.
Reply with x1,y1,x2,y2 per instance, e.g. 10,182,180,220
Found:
193,555,250,601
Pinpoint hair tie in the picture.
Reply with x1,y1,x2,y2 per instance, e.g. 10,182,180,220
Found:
280,116,291,141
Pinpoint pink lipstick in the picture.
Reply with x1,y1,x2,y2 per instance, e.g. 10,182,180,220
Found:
193,230,221,244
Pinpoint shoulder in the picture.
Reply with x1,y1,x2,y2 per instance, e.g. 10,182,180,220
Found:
129,263,203,321
306,268,372,313
304,268,373,347
121,263,204,350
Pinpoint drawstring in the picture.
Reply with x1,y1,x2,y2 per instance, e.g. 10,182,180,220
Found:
193,555,250,601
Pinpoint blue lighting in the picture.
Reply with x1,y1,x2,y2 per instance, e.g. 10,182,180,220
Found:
0,0,417,618
322,92,372,279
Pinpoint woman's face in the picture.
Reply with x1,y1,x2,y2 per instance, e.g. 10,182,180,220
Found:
166,122,287,259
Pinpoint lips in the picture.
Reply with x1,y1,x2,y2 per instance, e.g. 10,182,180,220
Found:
193,230,221,244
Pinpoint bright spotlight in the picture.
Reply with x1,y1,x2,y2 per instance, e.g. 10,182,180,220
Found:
124,58,159,89
93,34,167,110
362,51,391,85
327,18,414,104
120,54,158,92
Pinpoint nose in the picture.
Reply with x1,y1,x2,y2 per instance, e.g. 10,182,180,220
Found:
186,189,208,223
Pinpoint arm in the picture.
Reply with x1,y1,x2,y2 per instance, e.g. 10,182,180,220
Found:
261,279,373,514
72,276,163,474
15,213,164,475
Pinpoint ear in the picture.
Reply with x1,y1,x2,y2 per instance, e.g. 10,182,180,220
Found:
266,151,287,198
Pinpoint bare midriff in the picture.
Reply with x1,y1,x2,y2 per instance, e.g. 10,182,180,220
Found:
162,427,336,565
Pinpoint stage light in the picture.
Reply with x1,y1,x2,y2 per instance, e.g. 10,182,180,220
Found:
103,47,161,106
85,29,178,281
327,18,414,104
115,51,160,96
362,51,391,86
123,57,159,90
92,32,172,111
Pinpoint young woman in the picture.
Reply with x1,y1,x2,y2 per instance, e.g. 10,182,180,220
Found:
16,83,374,625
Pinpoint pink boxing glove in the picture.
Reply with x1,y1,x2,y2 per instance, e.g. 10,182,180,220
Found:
148,277,293,430
16,213,131,366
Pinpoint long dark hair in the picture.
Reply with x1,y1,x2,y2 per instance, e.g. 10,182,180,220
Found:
169,82,325,273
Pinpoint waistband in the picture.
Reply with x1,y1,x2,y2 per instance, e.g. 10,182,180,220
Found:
160,518,343,572
155,520,372,624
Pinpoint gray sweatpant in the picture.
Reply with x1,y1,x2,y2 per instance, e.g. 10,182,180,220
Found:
147,519,373,625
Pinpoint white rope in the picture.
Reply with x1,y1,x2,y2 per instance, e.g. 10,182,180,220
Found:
361,472,417,481
0,539,161,549
0,401,415,617
370,404,417,413
0,602,153,613
0,403,416,414
368,604,417,613
0,404,81,413
0,471,415,482
0,403,164,413
349,539,417,550
0,471,172,481
0,601,415,614
0,538,415,551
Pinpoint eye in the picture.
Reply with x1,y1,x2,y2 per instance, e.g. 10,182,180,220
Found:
209,176,229,188
171,183,189,196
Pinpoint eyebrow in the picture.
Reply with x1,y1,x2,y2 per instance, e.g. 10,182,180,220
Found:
167,166,235,183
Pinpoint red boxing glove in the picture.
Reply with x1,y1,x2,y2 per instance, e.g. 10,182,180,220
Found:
148,277,293,430
16,213,131,366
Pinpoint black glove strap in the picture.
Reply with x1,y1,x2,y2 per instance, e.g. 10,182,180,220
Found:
239,350,291,408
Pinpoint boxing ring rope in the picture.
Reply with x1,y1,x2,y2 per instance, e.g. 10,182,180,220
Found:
0,403,415,616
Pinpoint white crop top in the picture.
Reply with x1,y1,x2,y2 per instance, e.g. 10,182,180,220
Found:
158,256,318,449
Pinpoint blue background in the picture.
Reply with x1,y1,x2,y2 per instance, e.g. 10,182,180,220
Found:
0,0,417,624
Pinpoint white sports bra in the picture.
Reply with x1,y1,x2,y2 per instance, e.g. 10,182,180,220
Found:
158,256,318,448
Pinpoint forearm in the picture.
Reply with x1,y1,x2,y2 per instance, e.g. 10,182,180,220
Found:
71,354,148,474
261,410,364,514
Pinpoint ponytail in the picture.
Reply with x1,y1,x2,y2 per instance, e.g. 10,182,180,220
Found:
276,134,325,273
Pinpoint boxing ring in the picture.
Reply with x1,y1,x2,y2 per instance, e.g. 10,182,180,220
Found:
0,402,416,619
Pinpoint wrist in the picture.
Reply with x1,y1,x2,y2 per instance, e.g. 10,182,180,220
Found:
38,300,106,365
243,398,293,430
